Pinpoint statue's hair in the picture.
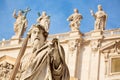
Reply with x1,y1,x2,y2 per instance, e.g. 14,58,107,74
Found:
98,4,103,10
29,24,48,41
74,8,79,13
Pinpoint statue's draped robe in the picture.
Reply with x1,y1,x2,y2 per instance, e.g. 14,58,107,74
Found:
19,42,70,80
14,15,27,38
67,13,82,31
95,11,107,30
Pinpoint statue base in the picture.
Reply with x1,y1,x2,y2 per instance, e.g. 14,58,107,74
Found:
91,30,103,37
11,36,21,45
90,30,103,40
70,77,79,80
10,38,20,45
69,31,82,38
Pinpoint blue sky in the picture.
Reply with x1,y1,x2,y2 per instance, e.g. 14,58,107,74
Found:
0,0,120,40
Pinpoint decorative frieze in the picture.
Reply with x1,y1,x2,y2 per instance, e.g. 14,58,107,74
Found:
0,61,14,80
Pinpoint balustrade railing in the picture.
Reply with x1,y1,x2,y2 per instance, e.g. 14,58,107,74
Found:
0,28,120,47
0,40,11,47
48,32,69,41
103,28,120,37
83,32,92,39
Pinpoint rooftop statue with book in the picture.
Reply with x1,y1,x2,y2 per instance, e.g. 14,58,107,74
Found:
10,11,70,80
67,8,83,31
37,11,50,32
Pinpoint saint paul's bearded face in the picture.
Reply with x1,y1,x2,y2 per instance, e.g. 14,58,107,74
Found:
31,27,45,51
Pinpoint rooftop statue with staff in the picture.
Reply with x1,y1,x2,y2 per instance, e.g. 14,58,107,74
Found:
90,5,107,31
12,7,31,39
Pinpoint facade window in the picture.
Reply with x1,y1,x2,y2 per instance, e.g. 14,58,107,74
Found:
111,57,120,73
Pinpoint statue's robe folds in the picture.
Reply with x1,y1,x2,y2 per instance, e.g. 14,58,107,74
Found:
19,42,70,80
95,11,107,30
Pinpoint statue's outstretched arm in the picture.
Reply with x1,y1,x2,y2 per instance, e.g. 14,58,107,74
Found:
90,9,96,19
67,15,73,21
13,9,17,19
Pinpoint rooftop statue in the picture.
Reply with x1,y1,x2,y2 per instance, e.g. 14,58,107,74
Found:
12,8,31,39
37,11,50,32
90,5,107,31
10,24,70,80
67,8,83,31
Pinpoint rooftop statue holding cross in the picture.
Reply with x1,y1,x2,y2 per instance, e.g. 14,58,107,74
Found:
12,8,31,39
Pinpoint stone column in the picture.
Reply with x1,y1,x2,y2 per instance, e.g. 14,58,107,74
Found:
89,30,103,80
68,31,82,79
89,50,101,80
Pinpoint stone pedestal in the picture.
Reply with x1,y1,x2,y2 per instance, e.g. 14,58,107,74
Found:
10,38,20,45
69,31,82,38
90,30,103,40
70,77,78,80
91,30,103,37
10,35,22,45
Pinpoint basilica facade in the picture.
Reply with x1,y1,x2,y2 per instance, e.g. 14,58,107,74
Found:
0,5,120,80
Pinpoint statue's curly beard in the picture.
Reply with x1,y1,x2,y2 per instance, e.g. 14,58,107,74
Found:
32,38,40,53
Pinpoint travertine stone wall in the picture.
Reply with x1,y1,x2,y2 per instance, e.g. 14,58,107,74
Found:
0,29,120,80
